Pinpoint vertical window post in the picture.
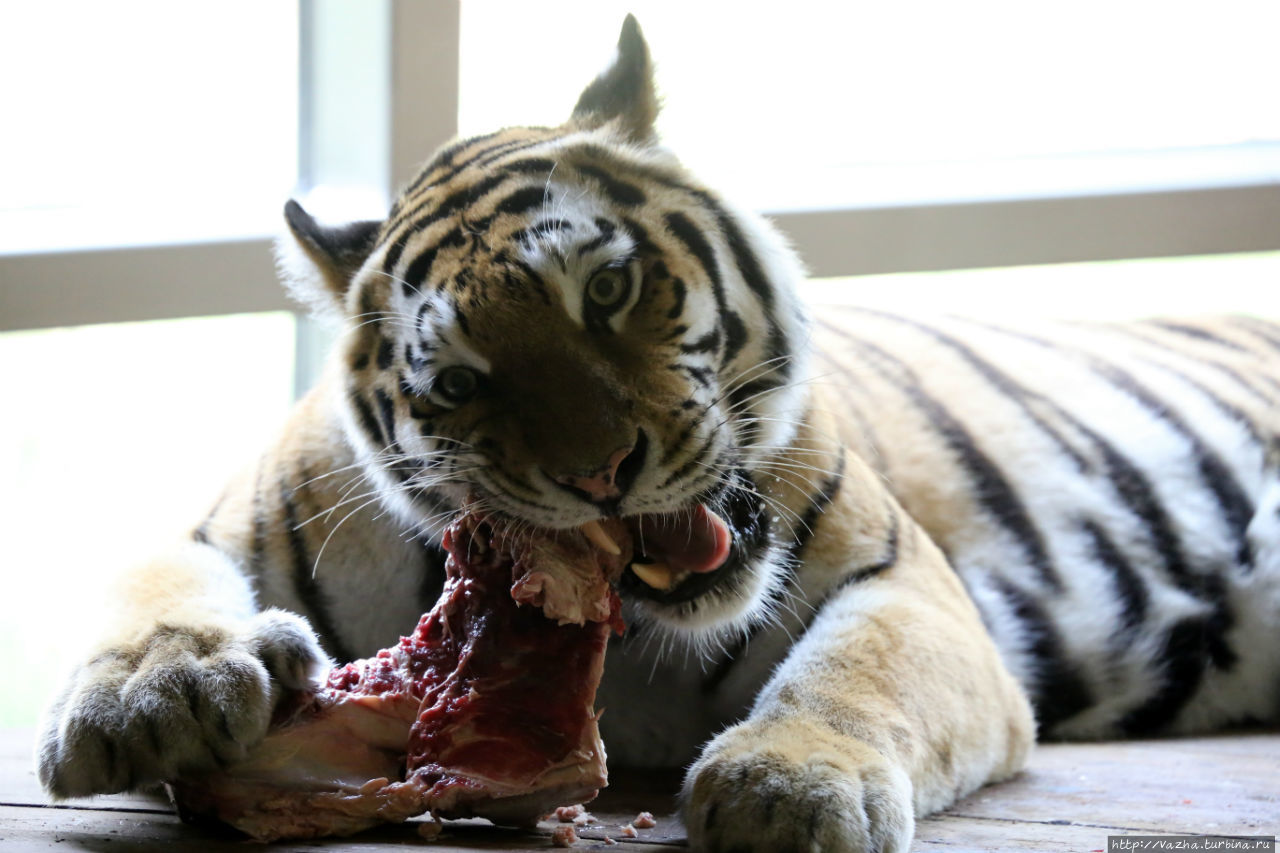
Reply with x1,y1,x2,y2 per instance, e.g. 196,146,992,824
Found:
292,0,461,395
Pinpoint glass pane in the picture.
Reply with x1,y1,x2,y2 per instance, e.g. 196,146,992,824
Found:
459,1,1279,208
0,2,298,252
0,313,296,728
801,251,1280,321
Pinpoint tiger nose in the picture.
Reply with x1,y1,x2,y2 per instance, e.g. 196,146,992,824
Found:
551,433,646,503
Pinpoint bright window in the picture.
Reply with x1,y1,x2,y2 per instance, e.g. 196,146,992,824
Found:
802,251,1280,320
0,314,296,727
460,1,1280,208
0,2,298,253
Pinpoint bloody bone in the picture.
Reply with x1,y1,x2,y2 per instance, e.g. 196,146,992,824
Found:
168,513,629,842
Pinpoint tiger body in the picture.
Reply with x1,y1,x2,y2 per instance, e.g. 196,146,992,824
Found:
813,311,1280,737
38,18,1280,853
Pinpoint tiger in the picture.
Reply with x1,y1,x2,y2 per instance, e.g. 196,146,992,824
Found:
36,16,1280,853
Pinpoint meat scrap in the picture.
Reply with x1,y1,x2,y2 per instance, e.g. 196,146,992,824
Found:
554,804,586,822
552,824,579,847
168,512,630,841
633,811,657,828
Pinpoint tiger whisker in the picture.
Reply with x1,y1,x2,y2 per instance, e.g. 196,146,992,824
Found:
293,443,416,491
713,354,797,404
311,494,385,578
299,467,476,531
721,369,832,419
691,462,810,541
750,457,845,481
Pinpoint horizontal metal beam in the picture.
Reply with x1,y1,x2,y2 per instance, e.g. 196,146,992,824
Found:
3,181,1278,333
0,239,288,332
773,183,1280,278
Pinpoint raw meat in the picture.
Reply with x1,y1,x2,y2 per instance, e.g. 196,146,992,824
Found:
168,512,630,841
555,804,586,822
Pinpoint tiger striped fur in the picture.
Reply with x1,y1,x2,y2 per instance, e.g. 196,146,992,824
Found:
37,17,1280,853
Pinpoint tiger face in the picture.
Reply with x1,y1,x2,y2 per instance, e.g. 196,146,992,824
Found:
283,18,809,635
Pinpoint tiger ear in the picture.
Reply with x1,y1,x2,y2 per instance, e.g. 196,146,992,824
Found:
278,200,382,317
569,14,658,143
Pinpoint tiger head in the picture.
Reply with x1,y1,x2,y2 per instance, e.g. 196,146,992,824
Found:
281,16,810,639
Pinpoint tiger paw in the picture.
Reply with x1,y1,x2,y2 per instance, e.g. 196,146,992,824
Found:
682,719,915,853
37,608,326,798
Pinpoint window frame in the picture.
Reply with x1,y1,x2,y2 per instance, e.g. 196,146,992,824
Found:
0,0,1276,335
0,1,460,337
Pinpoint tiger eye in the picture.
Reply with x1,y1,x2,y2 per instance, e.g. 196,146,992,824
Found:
436,366,479,403
586,269,629,308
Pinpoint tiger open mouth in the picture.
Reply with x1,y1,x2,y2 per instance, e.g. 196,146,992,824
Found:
458,472,771,610
585,471,772,605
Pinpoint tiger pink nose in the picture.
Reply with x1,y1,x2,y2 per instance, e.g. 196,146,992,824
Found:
554,445,636,503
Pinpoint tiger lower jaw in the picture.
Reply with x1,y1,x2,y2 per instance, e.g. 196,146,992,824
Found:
622,531,786,637
513,495,759,608
576,520,702,592
614,470,783,633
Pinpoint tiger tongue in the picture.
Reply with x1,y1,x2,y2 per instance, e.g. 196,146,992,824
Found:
631,504,732,575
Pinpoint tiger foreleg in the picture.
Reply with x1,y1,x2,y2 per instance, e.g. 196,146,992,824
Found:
682,522,1034,853
36,539,327,798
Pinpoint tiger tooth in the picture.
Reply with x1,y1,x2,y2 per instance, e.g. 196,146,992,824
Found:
630,561,675,590
580,520,621,556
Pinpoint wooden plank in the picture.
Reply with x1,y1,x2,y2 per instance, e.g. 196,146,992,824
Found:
555,770,684,847
937,734,1280,836
8,726,1280,850
0,805,687,852
2,730,685,851
0,729,167,813
914,814,1191,853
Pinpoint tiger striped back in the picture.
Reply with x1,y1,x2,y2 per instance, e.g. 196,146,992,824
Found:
812,310,1280,737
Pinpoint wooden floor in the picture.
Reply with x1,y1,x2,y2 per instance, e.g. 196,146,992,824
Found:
2,728,1276,851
